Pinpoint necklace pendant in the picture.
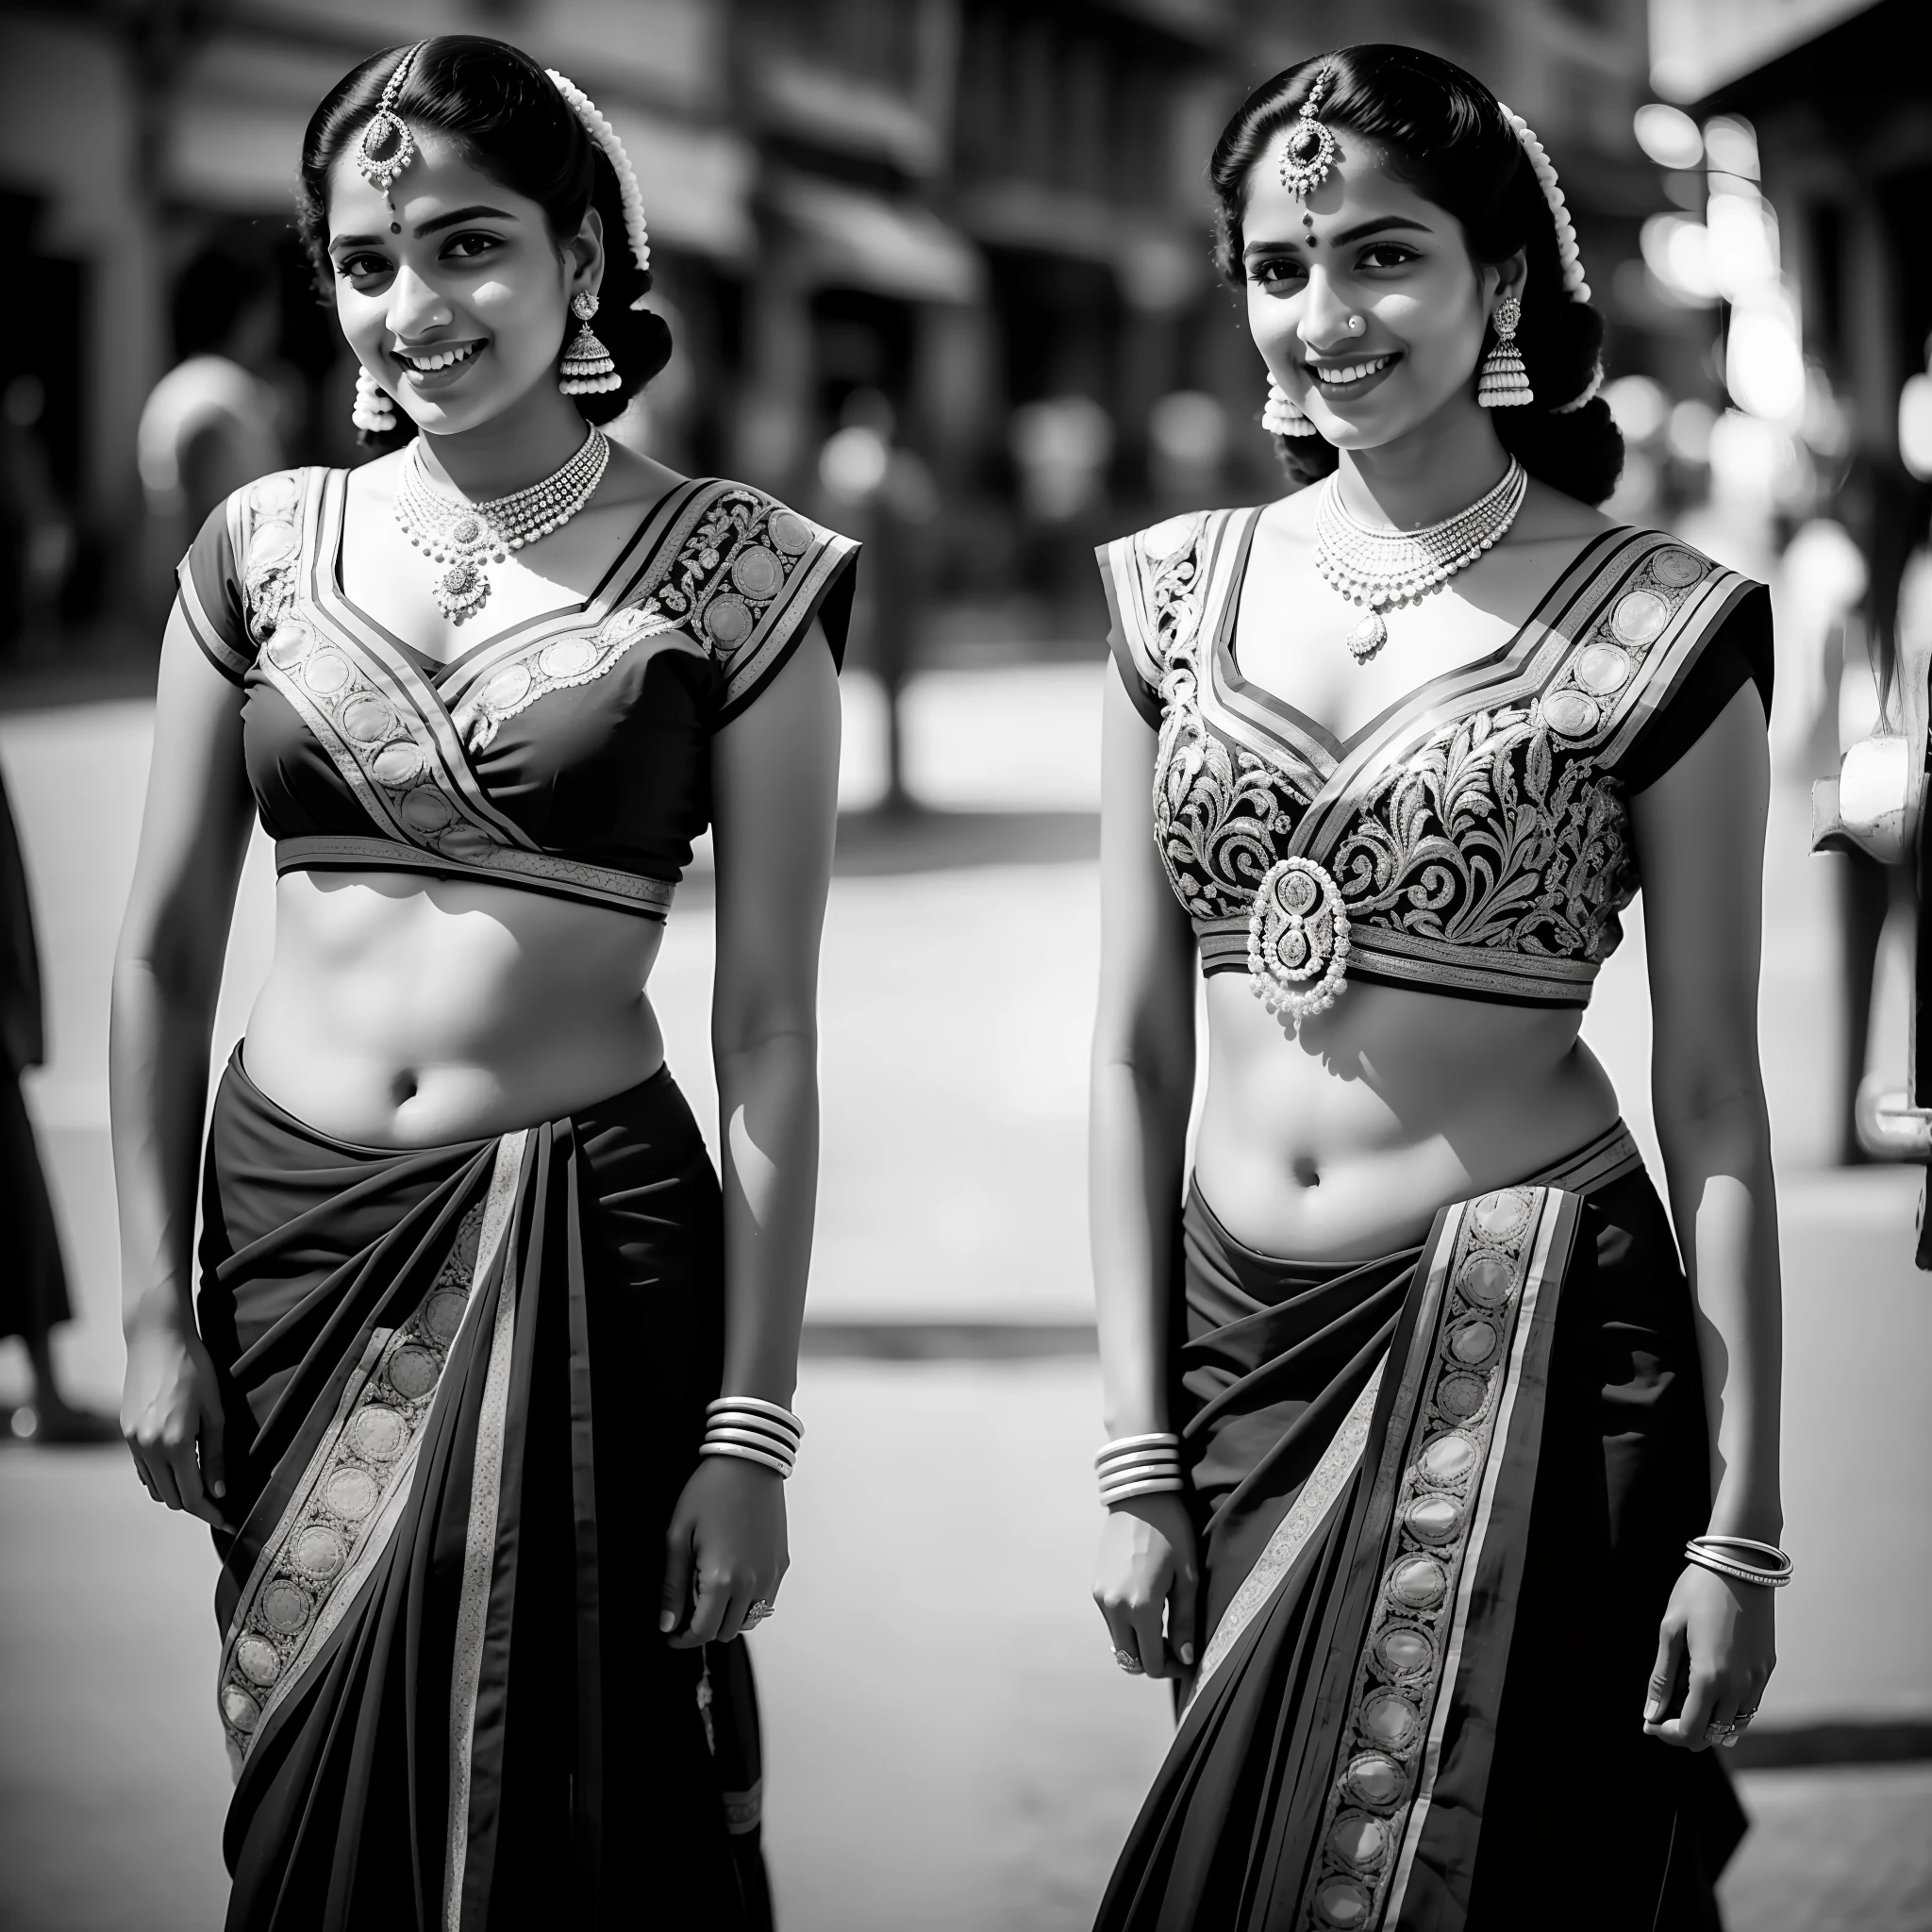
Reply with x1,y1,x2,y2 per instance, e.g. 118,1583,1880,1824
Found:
434,558,491,622
1346,610,1389,663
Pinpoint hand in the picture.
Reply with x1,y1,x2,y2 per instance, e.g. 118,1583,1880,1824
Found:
659,1454,789,1649
121,1315,226,1525
1642,1562,1776,1749
1092,1491,1198,1681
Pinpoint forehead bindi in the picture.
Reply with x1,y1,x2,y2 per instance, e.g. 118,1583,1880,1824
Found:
1243,134,1437,248
326,129,526,243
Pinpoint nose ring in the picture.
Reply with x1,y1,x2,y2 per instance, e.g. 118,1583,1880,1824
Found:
1347,315,1366,335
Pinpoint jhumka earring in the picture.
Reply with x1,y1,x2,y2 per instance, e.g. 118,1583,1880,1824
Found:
1477,294,1532,408
1278,65,1339,199
558,291,621,396
352,365,397,437
1263,376,1317,437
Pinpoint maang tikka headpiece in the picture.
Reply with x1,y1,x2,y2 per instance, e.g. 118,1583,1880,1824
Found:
1278,65,1340,199
354,42,426,195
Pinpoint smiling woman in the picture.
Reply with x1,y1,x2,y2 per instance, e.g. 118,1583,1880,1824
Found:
110,36,855,1932
1088,43,1784,1932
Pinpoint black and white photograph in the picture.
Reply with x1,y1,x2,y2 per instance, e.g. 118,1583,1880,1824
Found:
0,1,1927,1927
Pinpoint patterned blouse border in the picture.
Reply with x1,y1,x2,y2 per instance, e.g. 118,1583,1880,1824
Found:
274,835,677,920
1296,1186,1574,1932
213,1141,523,1776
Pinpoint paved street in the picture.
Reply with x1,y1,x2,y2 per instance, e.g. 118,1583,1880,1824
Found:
3,671,1930,1929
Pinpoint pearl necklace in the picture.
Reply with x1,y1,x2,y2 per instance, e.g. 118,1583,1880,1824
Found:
1314,458,1528,663
393,427,611,622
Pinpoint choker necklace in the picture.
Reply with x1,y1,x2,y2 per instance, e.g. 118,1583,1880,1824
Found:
393,427,611,622
1314,458,1528,663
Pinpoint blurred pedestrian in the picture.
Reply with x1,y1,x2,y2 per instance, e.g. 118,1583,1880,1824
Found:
134,242,291,622
816,388,936,810
112,39,855,1928
0,375,76,660
1,763,112,1442
1090,48,1781,1929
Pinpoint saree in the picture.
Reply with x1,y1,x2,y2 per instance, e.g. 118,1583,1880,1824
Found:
196,1053,772,1932
1096,1124,1744,1932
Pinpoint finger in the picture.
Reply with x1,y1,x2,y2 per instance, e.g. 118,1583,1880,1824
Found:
714,1581,757,1646
165,1437,225,1527
1641,1619,1685,1727
200,1403,227,1507
675,1568,733,1651
658,1516,695,1638
142,1450,187,1513
1168,1561,1200,1674
1093,1595,1141,1672
1665,1669,1721,1751
1130,1598,1171,1681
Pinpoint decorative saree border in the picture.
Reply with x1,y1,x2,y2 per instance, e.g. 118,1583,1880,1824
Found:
214,1135,522,1774
444,1130,530,1932
1293,1186,1573,1932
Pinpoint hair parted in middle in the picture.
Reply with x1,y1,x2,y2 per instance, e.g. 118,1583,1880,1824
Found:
1211,43,1624,506
295,35,673,431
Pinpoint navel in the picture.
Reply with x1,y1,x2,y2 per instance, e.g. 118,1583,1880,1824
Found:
1291,1156,1321,1189
391,1070,419,1107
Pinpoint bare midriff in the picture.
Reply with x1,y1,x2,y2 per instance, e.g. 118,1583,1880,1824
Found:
1193,974,1621,1262
241,869,667,1148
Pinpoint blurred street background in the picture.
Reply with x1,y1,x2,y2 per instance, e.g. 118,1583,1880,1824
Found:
3,0,1931,1927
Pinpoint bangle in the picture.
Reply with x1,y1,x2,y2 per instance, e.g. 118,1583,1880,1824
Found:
702,1397,804,1479
1095,1431,1184,1506
1684,1537,1791,1589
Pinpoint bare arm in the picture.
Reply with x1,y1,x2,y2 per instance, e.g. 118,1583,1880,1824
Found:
1631,681,1782,1745
111,603,255,1520
659,624,840,1647
1090,668,1201,1677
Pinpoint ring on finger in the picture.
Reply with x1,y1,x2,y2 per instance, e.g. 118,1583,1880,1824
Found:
1112,1646,1144,1675
741,1599,775,1628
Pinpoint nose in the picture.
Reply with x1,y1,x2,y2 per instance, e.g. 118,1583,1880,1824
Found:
1297,267,1361,357
385,264,452,342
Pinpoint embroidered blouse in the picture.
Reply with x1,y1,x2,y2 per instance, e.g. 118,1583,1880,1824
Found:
1098,510,1771,1009
177,468,858,922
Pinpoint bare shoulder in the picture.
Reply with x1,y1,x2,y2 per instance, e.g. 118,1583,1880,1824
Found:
599,439,685,508
1512,477,1617,544
1254,476,1323,542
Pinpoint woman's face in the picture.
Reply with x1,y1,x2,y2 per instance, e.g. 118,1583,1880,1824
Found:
325,126,601,438
1241,130,1522,452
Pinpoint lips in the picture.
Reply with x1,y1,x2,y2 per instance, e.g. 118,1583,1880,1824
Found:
392,339,485,377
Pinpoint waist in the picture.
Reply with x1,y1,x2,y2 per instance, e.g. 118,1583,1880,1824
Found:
248,874,668,1144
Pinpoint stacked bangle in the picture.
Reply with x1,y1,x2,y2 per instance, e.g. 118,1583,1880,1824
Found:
1684,1534,1792,1589
700,1397,803,1478
1096,1431,1185,1506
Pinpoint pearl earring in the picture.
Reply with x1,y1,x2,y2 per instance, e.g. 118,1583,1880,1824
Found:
1263,375,1318,438
352,365,396,437
1477,295,1531,408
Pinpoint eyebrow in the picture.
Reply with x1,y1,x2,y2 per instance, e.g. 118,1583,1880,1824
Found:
330,206,517,250
1244,215,1435,258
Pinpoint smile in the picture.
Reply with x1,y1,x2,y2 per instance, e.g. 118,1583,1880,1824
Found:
392,340,485,375
1308,354,1399,390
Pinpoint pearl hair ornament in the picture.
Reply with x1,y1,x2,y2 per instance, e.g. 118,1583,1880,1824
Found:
544,68,653,304
1498,104,1591,303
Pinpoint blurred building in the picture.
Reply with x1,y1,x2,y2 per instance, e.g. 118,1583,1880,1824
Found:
0,0,1688,655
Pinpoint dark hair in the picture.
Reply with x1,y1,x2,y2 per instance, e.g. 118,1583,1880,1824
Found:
295,36,673,426
1211,44,1622,506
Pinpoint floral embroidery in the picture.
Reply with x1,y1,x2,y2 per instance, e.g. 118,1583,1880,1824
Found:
241,472,303,646
634,488,815,664
1137,529,1718,1002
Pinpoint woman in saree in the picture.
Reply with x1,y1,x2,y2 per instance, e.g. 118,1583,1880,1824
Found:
1089,46,1785,1931
112,38,852,1929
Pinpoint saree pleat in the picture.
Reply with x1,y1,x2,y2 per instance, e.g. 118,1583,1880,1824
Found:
198,1054,771,1932
1096,1125,1743,1932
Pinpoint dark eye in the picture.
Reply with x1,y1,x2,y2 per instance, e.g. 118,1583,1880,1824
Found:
1359,242,1420,270
1249,256,1307,289
335,252,391,282
444,231,502,259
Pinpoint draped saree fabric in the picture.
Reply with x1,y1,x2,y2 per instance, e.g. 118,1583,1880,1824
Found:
197,1055,771,1932
1096,1124,1743,1932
